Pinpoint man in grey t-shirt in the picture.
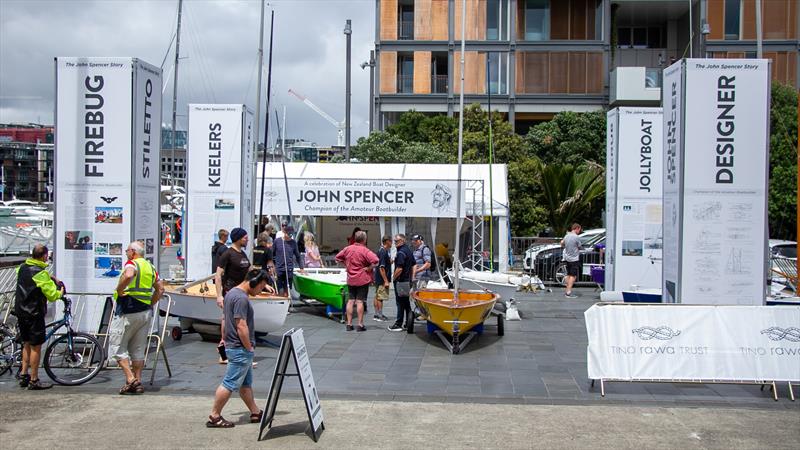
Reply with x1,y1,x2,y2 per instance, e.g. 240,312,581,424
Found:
561,223,582,298
207,269,269,428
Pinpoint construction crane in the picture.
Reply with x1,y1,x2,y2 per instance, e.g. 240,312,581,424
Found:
288,88,345,147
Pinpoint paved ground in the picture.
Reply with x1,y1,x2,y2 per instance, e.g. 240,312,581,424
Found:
1,391,797,449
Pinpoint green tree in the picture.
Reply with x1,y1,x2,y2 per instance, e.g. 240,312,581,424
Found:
525,111,606,165
768,82,798,240
537,162,605,235
507,157,548,236
352,130,452,164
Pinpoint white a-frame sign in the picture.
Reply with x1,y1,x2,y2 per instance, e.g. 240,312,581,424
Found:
258,328,324,442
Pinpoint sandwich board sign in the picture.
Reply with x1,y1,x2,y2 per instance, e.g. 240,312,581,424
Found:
661,58,770,305
605,107,663,292
185,104,254,281
54,57,161,331
258,328,324,442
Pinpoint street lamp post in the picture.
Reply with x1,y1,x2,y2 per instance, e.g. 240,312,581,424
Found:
344,19,352,161
360,50,376,132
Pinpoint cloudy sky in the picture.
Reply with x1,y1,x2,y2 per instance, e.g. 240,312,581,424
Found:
0,0,375,146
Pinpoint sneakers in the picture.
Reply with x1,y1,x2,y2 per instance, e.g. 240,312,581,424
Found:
388,323,404,332
379,314,389,321
564,292,578,299
28,379,53,390
356,325,367,332
17,373,31,388
346,325,355,331
373,314,389,322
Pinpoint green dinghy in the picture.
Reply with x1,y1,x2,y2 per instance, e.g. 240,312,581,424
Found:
292,268,349,311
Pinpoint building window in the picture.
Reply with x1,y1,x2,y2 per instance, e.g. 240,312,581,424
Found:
397,54,414,93
724,0,741,40
486,0,509,40
617,27,665,48
487,52,508,95
431,52,448,94
524,0,549,41
398,1,414,40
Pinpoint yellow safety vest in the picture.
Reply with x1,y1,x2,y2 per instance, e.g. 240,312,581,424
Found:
122,258,157,305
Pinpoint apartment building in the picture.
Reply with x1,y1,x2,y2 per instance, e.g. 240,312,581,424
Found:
373,0,799,133
0,124,54,202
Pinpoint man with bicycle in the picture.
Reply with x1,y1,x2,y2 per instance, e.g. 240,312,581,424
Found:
109,241,164,395
15,244,64,390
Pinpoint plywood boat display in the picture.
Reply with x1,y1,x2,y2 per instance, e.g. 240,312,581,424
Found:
162,282,290,339
292,268,348,311
412,288,500,354
447,268,537,302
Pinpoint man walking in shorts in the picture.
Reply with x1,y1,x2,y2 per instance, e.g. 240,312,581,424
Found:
336,230,378,332
373,236,392,321
15,244,64,390
206,269,269,428
561,223,582,298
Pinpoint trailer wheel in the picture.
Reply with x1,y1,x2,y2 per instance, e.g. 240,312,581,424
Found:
497,313,505,336
171,326,182,341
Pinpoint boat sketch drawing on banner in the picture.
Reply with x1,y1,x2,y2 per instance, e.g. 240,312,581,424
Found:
692,201,721,221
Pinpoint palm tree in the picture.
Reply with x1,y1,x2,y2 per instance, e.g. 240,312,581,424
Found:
536,161,605,235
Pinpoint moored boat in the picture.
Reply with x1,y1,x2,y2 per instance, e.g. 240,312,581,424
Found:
162,282,290,336
292,267,348,311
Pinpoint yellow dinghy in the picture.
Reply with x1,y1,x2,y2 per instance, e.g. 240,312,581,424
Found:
411,288,500,354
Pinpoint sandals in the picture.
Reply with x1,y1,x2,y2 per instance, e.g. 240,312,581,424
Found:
119,379,144,395
206,415,235,428
250,410,263,423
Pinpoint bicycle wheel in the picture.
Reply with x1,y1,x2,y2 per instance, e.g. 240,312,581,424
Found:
0,329,20,376
43,332,105,385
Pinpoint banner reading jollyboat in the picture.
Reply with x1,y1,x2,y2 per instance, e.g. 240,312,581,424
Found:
55,57,161,331
606,108,663,291
257,178,466,218
662,59,770,305
185,104,254,281
585,303,800,382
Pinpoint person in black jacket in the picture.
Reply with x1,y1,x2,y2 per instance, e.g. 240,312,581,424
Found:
211,229,229,275
15,244,64,390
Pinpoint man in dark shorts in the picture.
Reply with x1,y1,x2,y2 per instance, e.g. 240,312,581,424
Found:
388,234,414,332
336,230,378,332
206,269,269,428
15,244,64,390
214,228,251,363
373,236,392,321
561,223,582,298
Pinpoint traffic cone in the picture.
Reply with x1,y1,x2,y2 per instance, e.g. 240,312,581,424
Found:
164,232,172,247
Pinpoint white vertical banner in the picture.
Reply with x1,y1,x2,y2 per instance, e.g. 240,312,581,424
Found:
132,60,162,271
240,108,255,235
185,104,251,281
663,59,770,305
662,61,684,303
606,108,663,292
55,57,161,332
605,109,618,289
55,57,133,295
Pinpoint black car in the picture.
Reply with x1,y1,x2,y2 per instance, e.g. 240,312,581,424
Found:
532,234,605,285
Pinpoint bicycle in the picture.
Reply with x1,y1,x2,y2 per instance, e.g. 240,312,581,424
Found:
0,322,20,376
0,297,106,385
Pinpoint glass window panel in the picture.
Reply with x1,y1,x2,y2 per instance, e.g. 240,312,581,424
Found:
648,27,661,47
632,27,647,47
487,0,499,40
487,52,508,94
618,27,631,46
724,0,740,40
524,0,549,41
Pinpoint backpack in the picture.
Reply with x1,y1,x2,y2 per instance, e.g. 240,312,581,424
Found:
419,244,437,275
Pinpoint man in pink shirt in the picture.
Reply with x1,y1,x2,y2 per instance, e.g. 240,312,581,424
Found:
335,230,378,332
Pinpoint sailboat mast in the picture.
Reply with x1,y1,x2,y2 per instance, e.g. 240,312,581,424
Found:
170,0,183,187
253,0,265,164
257,9,275,231
453,0,466,299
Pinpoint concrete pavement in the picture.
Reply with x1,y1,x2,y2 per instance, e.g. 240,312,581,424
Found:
1,390,798,449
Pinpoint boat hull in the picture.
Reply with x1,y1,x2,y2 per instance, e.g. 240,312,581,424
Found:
292,268,348,310
446,268,530,301
162,284,290,334
412,288,498,336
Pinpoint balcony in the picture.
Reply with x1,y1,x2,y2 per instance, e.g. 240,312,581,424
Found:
398,20,414,40
609,66,662,106
431,75,448,94
397,75,414,94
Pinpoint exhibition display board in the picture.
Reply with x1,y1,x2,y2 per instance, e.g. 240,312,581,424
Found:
185,104,254,281
605,108,663,291
55,57,162,298
585,303,800,382
661,59,770,305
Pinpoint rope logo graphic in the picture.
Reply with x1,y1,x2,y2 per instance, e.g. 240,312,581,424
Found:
760,327,800,342
632,326,681,340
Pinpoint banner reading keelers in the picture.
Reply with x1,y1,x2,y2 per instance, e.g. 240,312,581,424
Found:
662,59,770,305
185,104,253,281
585,304,800,382
257,177,465,218
56,57,134,294
606,108,663,291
